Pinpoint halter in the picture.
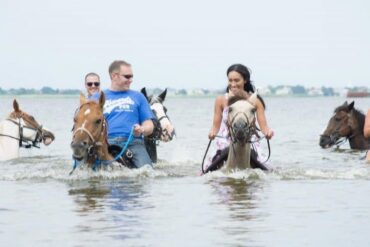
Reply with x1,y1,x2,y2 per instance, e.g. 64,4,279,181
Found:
320,126,359,148
227,111,256,144
0,116,44,149
149,105,174,142
72,116,106,163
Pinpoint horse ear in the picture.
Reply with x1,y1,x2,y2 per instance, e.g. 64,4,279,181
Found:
249,92,258,106
99,91,105,109
348,101,355,111
342,101,348,107
80,93,87,105
141,87,148,100
158,88,167,103
13,99,20,112
148,95,153,102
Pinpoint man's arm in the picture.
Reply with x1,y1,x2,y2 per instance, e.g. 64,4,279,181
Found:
134,119,154,136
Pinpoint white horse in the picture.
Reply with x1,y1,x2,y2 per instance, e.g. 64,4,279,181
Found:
224,91,258,171
0,100,55,161
141,87,175,163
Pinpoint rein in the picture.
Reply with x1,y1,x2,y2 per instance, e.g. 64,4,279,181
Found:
70,126,135,175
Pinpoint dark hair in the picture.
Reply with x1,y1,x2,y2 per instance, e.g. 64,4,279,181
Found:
226,63,266,109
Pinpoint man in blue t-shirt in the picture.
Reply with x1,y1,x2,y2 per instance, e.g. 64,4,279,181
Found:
100,60,155,168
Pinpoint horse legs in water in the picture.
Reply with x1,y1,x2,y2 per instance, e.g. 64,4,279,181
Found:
144,138,157,163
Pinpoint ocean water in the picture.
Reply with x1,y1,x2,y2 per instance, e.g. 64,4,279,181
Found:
0,95,369,247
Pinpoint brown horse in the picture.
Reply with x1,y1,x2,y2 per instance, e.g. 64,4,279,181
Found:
71,92,113,168
0,100,55,161
320,101,370,150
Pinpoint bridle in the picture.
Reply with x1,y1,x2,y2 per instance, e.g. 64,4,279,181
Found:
71,104,107,161
148,102,174,142
227,111,256,145
320,115,358,147
0,114,44,148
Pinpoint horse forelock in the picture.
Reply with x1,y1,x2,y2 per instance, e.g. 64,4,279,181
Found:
228,92,249,106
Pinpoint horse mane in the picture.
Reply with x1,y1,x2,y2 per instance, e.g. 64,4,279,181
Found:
227,91,249,106
335,105,365,132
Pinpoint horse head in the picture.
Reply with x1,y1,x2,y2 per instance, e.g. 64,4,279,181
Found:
320,101,368,149
8,99,55,147
71,92,111,164
227,91,257,145
141,87,175,142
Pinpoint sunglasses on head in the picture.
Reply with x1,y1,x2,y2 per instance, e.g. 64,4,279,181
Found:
86,82,100,87
120,74,133,80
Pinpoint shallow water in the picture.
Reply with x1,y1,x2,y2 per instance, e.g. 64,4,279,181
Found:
0,95,370,246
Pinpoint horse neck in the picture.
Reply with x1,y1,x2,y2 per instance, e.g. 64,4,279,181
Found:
348,132,370,150
348,114,370,150
0,120,20,161
225,142,251,170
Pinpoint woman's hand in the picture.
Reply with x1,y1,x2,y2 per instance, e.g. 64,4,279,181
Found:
208,129,217,140
264,128,274,139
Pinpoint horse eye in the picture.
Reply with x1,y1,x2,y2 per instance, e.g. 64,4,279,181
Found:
229,107,233,113
95,119,102,125
252,108,256,114
164,107,168,113
334,117,341,121
29,115,35,120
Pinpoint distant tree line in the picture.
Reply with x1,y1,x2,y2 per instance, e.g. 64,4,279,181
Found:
0,87,80,95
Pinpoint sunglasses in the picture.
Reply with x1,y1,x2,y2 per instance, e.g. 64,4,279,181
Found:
86,82,100,87
120,74,133,80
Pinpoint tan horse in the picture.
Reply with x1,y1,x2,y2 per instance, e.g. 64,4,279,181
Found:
320,101,370,150
0,100,55,161
71,92,113,168
224,91,258,171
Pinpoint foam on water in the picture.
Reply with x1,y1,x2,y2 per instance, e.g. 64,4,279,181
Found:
2,154,369,181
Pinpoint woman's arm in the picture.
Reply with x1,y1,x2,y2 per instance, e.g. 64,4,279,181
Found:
208,96,224,139
255,98,274,139
364,110,370,138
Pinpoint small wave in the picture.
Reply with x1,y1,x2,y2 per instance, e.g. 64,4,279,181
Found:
0,158,188,181
201,166,370,180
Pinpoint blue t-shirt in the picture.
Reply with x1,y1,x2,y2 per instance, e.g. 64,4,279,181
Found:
97,89,154,138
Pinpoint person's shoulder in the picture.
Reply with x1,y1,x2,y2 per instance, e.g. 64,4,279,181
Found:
127,89,142,95
215,94,227,105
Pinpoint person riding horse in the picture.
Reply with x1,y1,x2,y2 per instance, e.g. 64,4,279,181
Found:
204,64,274,173
90,60,155,168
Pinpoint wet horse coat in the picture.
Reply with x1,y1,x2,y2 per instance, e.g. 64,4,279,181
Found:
320,101,370,150
71,93,134,170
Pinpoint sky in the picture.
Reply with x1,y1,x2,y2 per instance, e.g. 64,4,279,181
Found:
1,0,370,90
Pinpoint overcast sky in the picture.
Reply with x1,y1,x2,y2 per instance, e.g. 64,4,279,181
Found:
1,0,369,90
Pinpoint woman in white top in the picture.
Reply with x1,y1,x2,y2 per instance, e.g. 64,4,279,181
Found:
205,64,274,171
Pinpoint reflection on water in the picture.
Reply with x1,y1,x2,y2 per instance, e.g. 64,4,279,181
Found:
207,177,267,245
